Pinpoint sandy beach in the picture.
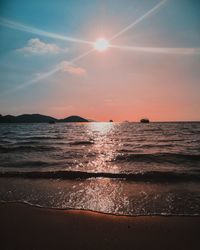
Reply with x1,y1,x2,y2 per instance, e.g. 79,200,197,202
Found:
0,202,199,250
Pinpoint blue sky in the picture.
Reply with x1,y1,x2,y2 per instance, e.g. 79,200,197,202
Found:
0,0,200,121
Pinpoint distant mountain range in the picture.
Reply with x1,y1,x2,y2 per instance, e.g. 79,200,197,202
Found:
0,114,89,123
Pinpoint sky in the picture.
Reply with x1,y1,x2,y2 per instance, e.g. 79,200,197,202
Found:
0,0,200,121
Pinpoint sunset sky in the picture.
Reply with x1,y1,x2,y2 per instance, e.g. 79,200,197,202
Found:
0,0,200,121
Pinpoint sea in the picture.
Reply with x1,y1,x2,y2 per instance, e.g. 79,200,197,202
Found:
0,122,200,216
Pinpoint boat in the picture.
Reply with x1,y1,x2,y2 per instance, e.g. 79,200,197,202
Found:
140,118,150,123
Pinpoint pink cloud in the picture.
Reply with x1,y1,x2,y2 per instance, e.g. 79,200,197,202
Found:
59,61,86,76
17,38,68,55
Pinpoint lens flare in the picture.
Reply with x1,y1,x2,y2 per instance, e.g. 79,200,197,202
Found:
94,38,110,52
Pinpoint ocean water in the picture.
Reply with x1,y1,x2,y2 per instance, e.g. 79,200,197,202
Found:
0,122,200,216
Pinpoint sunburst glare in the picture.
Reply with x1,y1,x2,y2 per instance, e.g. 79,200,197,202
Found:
94,38,110,52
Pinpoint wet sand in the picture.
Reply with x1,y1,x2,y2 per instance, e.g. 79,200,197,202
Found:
0,202,199,250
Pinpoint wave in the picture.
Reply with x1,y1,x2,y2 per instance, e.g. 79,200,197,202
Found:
69,141,94,146
14,141,40,145
114,153,200,164
1,201,200,217
15,136,64,140
2,161,50,168
0,145,58,153
0,170,199,182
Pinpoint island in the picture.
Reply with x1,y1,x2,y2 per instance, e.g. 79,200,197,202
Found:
0,114,89,123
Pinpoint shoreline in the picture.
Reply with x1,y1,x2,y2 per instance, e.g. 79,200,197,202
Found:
1,202,200,250
1,200,200,217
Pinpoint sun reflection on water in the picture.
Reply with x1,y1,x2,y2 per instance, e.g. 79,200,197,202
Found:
68,178,130,214
65,123,129,214
84,122,121,173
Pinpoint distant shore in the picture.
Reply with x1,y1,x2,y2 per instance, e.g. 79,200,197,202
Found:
0,202,200,250
0,113,200,123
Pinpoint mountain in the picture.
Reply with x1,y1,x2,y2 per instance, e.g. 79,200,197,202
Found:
0,115,16,123
0,114,89,123
0,114,57,123
59,115,88,123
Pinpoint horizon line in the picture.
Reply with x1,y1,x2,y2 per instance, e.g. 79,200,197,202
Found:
0,113,199,123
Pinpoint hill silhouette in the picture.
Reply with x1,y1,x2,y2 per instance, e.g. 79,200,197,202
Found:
59,115,88,123
0,114,89,123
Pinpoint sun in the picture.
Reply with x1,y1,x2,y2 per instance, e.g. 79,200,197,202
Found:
94,38,110,52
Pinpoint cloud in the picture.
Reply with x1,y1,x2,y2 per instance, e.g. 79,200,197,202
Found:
59,61,86,76
17,38,68,55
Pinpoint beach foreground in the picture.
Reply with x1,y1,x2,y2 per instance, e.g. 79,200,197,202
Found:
0,202,200,250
